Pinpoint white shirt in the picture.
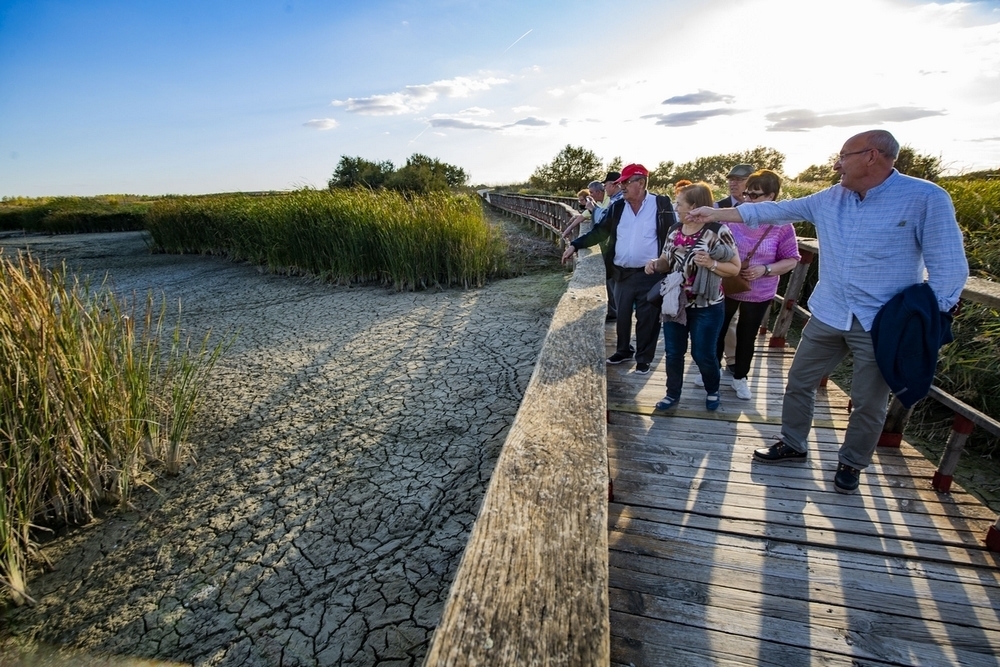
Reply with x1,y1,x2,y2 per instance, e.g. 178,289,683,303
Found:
614,191,659,268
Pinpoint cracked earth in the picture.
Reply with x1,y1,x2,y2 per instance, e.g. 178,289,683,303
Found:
0,222,566,666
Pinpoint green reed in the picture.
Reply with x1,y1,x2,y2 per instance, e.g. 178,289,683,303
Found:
0,252,226,605
144,189,507,290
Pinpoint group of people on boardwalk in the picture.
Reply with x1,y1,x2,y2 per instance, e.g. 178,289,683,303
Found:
561,130,968,494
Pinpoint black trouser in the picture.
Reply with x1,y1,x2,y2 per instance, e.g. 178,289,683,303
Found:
715,297,771,379
613,268,662,365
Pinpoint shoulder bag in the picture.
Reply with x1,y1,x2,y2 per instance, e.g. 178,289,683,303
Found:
721,226,772,296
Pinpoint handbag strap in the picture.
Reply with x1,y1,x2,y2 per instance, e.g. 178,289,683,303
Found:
743,226,773,263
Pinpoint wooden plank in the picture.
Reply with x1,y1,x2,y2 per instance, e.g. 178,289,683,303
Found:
610,585,999,667
609,503,1000,568
609,524,1000,593
610,610,903,667
609,483,991,548
609,536,1000,623
610,475,994,539
610,467,995,522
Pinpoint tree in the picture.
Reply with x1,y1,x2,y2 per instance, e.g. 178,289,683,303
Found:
648,161,676,189
657,147,786,186
795,160,838,184
529,145,603,193
386,154,468,194
329,154,468,193
329,156,395,190
894,145,942,182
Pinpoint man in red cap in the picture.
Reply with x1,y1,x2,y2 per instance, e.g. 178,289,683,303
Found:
562,164,676,374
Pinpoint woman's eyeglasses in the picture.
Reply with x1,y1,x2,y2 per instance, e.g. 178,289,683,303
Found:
742,191,767,200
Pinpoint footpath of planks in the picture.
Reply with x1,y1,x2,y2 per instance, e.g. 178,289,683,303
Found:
607,332,1000,666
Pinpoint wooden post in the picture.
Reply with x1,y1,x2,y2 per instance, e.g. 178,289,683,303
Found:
878,396,912,448
932,414,975,493
770,246,814,347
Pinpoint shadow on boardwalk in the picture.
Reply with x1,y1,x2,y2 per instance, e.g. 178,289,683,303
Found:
607,339,1000,665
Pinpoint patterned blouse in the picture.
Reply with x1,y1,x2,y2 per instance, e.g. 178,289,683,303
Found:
660,223,737,307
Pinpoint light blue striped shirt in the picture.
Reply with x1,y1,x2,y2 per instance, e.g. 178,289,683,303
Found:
737,170,968,331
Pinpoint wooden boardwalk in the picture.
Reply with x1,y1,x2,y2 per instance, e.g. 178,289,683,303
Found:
606,328,1000,666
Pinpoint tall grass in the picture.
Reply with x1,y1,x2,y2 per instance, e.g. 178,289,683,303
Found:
0,196,151,234
0,252,227,605
144,189,507,290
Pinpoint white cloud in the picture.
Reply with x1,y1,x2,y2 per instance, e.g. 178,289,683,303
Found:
426,114,550,132
512,105,538,113
764,106,947,132
456,107,493,117
331,75,509,116
662,90,736,106
302,118,338,130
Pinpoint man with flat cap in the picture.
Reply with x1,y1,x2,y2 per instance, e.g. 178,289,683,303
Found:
717,163,754,209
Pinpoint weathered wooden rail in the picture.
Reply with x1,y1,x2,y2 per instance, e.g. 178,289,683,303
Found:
424,196,609,665
483,192,579,241
426,192,1000,664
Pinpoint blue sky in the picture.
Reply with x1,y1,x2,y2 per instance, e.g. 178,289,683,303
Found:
1,0,999,197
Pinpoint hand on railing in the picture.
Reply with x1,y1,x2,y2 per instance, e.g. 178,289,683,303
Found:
562,214,586,239
561,244,577,265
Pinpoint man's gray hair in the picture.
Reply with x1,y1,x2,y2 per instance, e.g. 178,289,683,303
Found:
867,130,900,160
588,181,605,191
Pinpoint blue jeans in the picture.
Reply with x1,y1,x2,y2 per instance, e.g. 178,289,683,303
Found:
662,302,725,399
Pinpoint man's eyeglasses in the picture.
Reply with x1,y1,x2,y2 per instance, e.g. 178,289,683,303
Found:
837,148,874,161
742,191,767,200
624,176,645,185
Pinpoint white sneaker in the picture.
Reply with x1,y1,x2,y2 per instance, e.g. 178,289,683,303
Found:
731,377,752,400
694,375,705,387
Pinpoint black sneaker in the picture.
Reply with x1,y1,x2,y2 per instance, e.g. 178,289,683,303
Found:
834,463,861,494
632,362,651,375
753,440,807,463
607,351,634,365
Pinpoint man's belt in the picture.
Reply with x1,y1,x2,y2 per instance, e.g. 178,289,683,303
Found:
614,265,646,280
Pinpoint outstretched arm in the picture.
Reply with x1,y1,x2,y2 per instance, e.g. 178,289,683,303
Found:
687,206,744,224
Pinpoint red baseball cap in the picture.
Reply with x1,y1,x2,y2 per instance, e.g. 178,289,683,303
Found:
615,164,649,184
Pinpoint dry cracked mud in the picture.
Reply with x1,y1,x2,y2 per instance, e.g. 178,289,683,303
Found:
0,221,567,666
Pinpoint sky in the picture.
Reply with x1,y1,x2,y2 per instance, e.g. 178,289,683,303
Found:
1,0,999,198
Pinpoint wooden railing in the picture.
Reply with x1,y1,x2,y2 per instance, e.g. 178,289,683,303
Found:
484,192,580,240
425,198,609,665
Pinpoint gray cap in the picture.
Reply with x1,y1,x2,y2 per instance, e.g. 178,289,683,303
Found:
727,164,755,178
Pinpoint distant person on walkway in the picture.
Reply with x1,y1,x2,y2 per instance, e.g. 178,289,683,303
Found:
716,164,754,209
644,183,740,411
562,164,675,374
687,130,968,493
563,181,607,238
596,172,624,321
714,169,800,402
